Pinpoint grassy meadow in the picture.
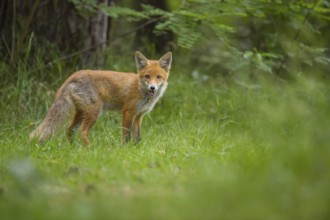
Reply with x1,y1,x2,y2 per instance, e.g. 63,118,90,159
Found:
0,54,330,220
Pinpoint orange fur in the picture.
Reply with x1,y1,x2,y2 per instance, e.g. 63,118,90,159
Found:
30,52,172,144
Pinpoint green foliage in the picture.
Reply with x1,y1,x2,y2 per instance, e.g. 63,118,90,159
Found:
65,0,330,75
99,5,148,21
2,0,329,78
68,0,100,16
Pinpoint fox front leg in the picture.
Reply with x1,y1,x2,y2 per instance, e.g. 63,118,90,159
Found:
121,110,134,142
132,114,143,142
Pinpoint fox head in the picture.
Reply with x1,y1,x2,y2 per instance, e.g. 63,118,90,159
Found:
135,51,172,97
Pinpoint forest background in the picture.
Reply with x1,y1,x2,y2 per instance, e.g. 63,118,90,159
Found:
0,0,330,219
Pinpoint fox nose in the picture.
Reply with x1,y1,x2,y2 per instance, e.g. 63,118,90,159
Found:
149,86,156,91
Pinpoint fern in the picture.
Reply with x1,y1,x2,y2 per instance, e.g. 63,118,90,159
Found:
141,4,169,17
67,0,330,75
98,5,148,21
155,14,202,49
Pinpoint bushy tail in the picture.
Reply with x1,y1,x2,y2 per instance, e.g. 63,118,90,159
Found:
30,95,73,143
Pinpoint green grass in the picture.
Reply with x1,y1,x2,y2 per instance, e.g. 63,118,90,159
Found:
1,62,330,220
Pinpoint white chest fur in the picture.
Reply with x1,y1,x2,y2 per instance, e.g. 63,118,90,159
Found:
136,84,167,115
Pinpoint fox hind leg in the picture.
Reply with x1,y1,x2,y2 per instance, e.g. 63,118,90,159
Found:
80,106,101,145
69,81,101,145
67,110,83,143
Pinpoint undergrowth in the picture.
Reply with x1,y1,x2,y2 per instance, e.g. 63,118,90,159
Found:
0,52,329,220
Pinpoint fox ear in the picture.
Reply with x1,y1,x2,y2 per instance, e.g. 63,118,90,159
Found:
135,51,149,71
159,52,172,71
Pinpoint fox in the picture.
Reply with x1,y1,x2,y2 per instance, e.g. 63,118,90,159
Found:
29,51,172,144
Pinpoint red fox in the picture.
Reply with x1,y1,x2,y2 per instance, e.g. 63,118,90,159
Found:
30,51,172,144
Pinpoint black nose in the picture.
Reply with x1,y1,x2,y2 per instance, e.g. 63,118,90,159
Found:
150,86,156,91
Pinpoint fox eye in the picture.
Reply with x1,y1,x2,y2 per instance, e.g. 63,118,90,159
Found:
156,75,162,79
144,75,150,79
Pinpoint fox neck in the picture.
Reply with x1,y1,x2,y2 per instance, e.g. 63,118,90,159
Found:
136,82,167,114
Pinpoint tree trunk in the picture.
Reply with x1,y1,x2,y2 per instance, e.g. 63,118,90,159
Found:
82,0,111,67
0,0,113,68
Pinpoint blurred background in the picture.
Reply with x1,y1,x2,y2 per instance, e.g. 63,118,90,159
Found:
1,0,329,77
1,0,330,123
1,1,330,219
